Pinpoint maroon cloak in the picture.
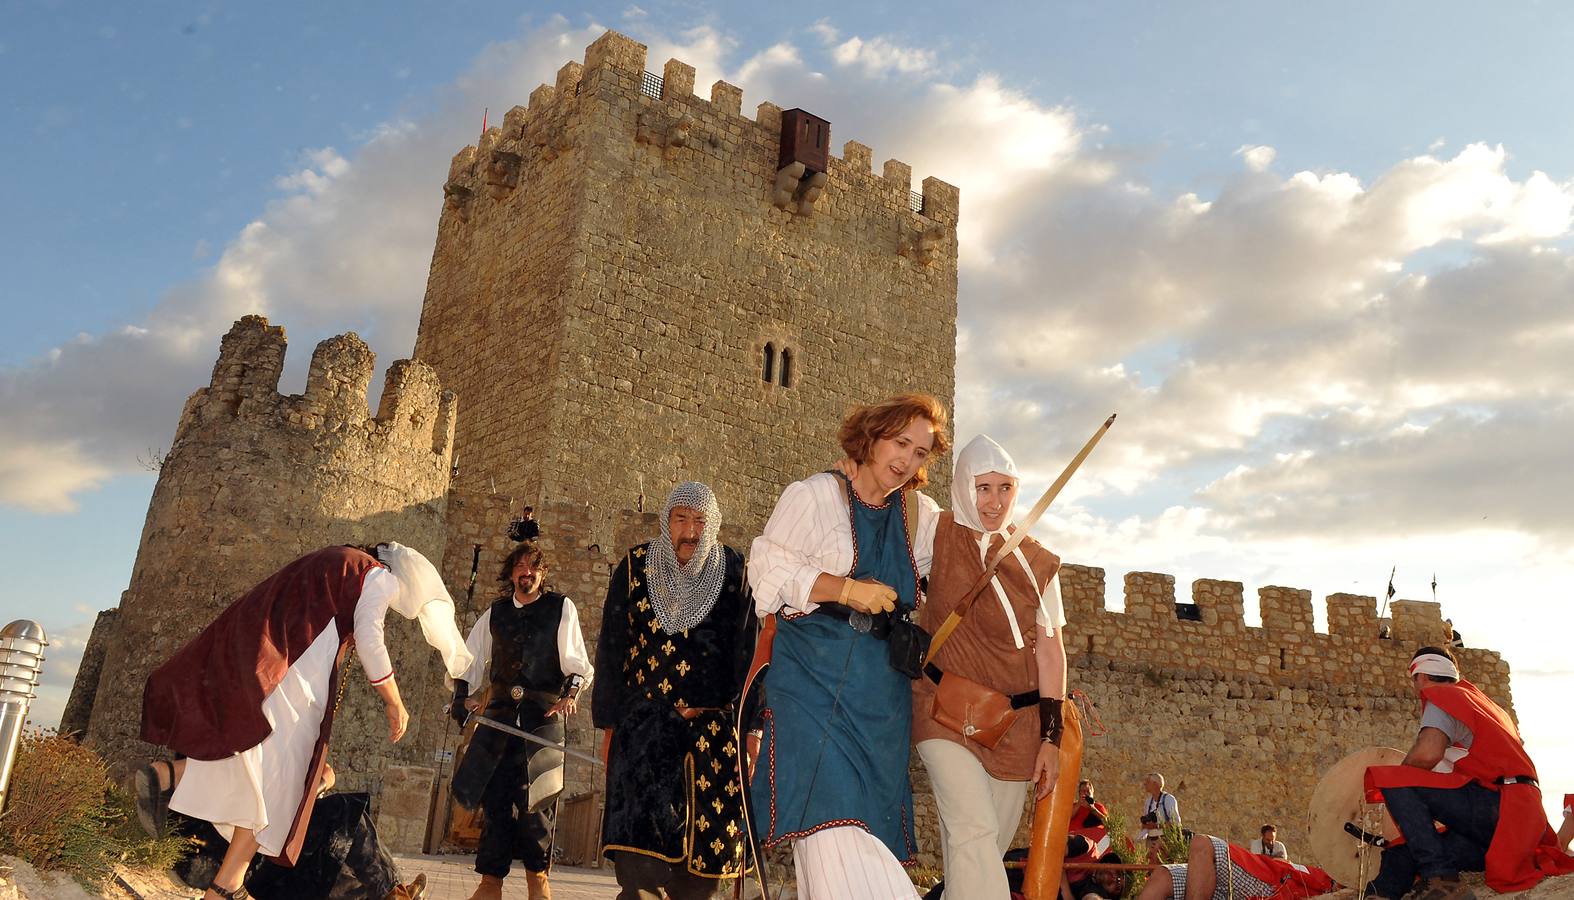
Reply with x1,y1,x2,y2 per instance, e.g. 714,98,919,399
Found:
140,545,383,864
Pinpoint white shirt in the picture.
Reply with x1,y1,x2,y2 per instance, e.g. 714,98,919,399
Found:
1420,703,1474,773
749,473,941,617
457,593,595,694
1144,791,1180,825
352,567,399,685
1250,839,1289,861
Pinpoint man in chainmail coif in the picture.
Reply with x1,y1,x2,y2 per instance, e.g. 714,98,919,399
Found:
592,481,758,899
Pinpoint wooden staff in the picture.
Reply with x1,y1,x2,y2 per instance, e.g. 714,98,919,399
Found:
1023,698,1085,899
925,414,1116,665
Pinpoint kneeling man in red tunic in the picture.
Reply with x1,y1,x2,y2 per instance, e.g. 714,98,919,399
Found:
1365,645,1574,900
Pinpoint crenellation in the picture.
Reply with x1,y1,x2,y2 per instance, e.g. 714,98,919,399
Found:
208,314,286,411
662,58,695,99
447,146,478,183
709,79,742,116
1123,570,1176,621
502,104,530,138
842,140,873,173
300,332,375,418
555,61,584,97
1327,591,1377,636
921,174,961,225
1390,598,1449,644
478,126,503,155
1058,563,1106,620
1258,584,1314,633
1192,578,1246,632
583,28,647,75
883,158,912,192
754,101,781,131
527,83,555,110
372,358,453,457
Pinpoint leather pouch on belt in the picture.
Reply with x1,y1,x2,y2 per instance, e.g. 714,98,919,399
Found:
931,670,1020,749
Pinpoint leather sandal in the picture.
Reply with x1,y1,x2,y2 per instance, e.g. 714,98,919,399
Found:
134,760,175,836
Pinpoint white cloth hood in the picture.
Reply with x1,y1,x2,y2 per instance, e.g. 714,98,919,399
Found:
950,434,1021,535
376,542,474,682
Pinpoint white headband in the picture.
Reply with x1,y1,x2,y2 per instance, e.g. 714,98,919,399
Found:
1408,653,1459,681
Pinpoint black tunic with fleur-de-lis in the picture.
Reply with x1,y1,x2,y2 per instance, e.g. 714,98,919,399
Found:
591,542,756,878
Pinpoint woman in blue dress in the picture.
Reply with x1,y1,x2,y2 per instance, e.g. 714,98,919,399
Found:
746,394,949,899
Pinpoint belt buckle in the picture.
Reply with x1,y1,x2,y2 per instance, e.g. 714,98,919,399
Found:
848,611,872,634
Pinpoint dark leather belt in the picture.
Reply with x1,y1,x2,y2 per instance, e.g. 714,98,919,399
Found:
1497,775,1539,787
814,602,895,639
924,662,1039,709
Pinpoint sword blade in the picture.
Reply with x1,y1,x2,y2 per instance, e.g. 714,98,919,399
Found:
466,713,604,767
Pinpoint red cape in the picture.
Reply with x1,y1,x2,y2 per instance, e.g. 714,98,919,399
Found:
1365,679,1574,892
1226,843,1336,900
140,545,381,865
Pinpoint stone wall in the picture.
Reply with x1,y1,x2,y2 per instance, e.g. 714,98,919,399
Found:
81,316,460,791
414,29,958,553
987,566,1512,870
57,608,119,737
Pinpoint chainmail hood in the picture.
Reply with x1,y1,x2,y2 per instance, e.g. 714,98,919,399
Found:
647,481,726,634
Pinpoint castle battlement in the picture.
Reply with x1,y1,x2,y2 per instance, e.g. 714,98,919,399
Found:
439,29,959,240
416,27,960,543
1057,563,1511,705
177,314,457,463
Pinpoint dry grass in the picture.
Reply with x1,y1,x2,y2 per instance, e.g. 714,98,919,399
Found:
0,728,191,890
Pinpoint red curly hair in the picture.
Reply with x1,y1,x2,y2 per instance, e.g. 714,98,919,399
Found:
838,393,951,491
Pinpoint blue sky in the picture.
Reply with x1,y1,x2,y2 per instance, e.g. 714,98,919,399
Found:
10,0,1574,364
5,0,1574,824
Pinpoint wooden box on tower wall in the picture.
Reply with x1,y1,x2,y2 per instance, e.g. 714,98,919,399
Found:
779,108,830,173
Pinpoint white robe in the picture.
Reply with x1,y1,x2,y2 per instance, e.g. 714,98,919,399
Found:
169,567,398,856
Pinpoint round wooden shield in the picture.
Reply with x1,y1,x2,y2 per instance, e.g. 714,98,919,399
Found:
1307,746,1405,889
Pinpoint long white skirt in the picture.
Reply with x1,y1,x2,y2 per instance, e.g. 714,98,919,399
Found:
792,825,919,900
168,624,340,857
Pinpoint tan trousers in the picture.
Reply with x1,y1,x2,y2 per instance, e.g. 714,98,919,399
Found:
917,739,1029,900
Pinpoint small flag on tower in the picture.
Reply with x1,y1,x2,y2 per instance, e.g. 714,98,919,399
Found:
481,107,488,139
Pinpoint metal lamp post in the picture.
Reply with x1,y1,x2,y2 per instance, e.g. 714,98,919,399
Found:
0,619,48,813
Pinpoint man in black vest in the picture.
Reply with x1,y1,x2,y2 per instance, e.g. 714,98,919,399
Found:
450,541,594,900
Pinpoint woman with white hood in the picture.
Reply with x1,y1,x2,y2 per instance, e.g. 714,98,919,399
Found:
138,542,473,900
914,434,1069,899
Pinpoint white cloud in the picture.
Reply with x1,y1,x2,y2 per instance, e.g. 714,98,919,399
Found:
1237,144,1276,172
0,19,610,511
830,35,936,77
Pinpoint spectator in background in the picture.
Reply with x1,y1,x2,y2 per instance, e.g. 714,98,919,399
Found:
1143,773,1181,826
1072,780,1108,828
1139,813,1165,864
1250,824,1289,861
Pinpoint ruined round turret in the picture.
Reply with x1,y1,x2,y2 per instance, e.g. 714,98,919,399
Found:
82,315,457,784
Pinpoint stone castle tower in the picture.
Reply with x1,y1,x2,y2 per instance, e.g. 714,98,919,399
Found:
64,29,1518,868
415,29,958,548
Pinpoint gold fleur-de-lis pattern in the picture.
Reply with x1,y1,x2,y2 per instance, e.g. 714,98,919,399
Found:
610,545,751,878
